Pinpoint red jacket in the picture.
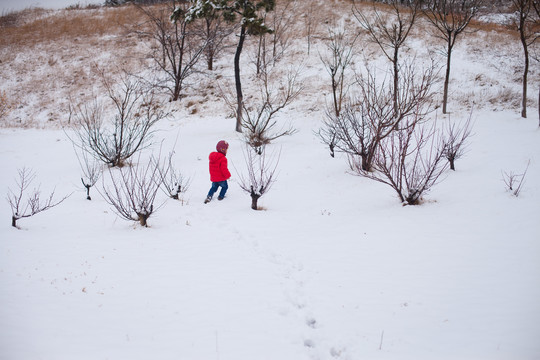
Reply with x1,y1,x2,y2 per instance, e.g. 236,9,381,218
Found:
209,151,231,182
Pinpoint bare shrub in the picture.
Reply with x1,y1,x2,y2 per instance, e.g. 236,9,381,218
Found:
442,111,474,170
502,160,530,197
221,66,302,153
100,154,167,227
68,73,168,167
319,59,437,170
356,116,449,205
155,151,190,201
236,146,280,210
75,148,102,200
6,167,69,228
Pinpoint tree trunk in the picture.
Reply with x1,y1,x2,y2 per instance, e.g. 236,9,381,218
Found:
449,158,455,171
234,25,247,133
250,194,260,210
138,214,149,227
521,45,529,118
519,11,529,118
12,216,17,228
393,47,399,117
443,41,453,114
85,185,91,200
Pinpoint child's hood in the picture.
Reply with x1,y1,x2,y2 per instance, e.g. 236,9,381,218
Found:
209,151,225,163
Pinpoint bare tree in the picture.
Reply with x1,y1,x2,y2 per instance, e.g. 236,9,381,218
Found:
69,74,167,167
442,111,474,170
423,0,482,114
198,10,234,71
304,2,318,56
236,145,280,210
100,154,166,227
353,0,422,114
319,60,437,171
502,160,530,197
254,0,296,73
7,168,69,228
176,0,276,132
355,116,449,205
138,2,208,101
75,148,101,200
320,27,358,118
155,151,190,201
511,0,539,118
221,66,302,153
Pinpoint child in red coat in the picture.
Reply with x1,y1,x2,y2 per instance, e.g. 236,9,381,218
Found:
204,140,231,203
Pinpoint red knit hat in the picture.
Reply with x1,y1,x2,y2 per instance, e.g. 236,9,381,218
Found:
216,140,229,154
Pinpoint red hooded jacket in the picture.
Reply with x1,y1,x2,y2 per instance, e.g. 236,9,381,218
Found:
209,151,231,182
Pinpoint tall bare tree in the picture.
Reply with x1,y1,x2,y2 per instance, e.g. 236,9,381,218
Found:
353,0,421,114
177,0,276,132
423,0,482,114
511,0,539,118
320,27,358,118
137,2,207,101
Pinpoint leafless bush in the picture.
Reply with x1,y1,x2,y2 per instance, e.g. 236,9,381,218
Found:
100,154,168,227
236,145,280,210
442,111,474,170
222,66,302,153
355,116,449,205
68,74,167,167
6,167,69,228
155,151,190,201
319,60,437,170
75,148,101,200
502,160,530,197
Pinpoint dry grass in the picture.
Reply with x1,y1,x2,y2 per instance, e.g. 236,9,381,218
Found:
0,5,146,48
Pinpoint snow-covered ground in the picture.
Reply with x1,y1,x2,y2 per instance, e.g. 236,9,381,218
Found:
1,3,540,360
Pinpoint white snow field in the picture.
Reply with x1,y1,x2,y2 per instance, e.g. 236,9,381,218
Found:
1,2,540,360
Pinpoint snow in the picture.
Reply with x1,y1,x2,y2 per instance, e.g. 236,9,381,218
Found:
1,4,540,360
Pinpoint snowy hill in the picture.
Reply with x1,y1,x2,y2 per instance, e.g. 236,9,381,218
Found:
1,1,540,359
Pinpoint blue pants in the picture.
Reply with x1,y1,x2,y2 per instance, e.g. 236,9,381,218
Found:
207,181,228,199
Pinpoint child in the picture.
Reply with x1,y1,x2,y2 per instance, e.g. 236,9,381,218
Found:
204,140,231,203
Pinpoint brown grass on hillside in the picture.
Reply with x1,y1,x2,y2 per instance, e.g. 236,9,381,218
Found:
0,5,146,47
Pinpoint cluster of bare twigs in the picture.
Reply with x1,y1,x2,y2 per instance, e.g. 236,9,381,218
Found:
236,145,280,210
6,168,69,228
68,73,169,168
502,161,530,197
